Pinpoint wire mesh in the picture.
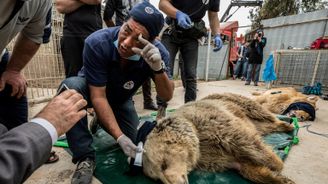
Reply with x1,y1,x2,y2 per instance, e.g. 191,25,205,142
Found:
274,50,328,93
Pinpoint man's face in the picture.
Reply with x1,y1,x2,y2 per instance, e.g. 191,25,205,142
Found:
117,19,150,58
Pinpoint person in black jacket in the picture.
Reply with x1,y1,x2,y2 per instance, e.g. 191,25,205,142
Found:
245,30,266,86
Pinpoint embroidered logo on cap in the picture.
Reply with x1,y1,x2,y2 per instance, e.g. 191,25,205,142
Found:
123,81,134,90
145,7,154,14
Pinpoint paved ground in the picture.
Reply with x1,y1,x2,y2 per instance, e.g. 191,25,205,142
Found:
25,80,328,184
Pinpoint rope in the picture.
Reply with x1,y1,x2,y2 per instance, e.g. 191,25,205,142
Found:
300,123,328,139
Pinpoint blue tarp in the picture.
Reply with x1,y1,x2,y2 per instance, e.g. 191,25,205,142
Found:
262,54,277,82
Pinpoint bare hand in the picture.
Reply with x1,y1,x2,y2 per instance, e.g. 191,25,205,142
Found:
35,89,87,136
0,70,27,98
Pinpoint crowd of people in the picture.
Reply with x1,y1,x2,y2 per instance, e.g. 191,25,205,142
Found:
232,30,267,86
0,0,267,183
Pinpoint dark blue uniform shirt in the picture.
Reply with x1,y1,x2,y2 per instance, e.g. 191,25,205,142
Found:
170,0,220,22
79,27,170,104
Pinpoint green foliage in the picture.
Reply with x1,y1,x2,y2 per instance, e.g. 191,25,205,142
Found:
300,0,328,13
249,0,328,29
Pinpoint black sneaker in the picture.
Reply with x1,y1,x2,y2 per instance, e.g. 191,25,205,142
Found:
144,102,158,111
245,81,251,85
71,157,95,184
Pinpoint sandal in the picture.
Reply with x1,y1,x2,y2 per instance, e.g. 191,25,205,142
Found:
45,151,59,164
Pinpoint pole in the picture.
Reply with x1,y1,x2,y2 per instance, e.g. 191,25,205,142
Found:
205,30,211,81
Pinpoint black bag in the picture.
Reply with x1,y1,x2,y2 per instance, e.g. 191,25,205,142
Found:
166,20,207,40
184,20,208,39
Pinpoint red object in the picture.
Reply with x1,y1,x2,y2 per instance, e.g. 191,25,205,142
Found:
310,37,328,49
220,21,239,62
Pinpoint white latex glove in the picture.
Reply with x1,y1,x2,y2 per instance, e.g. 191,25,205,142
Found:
117,134,141,158
132,34,165,72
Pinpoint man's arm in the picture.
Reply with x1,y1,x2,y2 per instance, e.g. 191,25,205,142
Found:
0,123,52,184
0,34,40,98
56,0,83,14
0,90,87,184
153,73,174,101
56,0,100,14
208,11,220,35
103,0,116,27
158,0,179,18
89,85,123,139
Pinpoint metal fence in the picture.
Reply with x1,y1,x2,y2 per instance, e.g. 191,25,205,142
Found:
7,6,65,104
273,49,328,93
261,9,328,81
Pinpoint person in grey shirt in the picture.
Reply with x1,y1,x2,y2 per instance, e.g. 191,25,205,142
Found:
0,0,58,163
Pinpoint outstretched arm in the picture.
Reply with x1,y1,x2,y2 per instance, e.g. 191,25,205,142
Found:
0,89,87,184
56,0,100,14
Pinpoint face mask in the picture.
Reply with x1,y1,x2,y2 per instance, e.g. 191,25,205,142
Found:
114,40,141,61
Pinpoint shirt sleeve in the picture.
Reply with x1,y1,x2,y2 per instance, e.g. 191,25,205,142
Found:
30,118,58,145
209,0,220,12
22,1,52,44
83,37,109,86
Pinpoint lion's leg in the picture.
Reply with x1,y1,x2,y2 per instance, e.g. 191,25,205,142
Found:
253,119,294,136
239,163,295,184
229,130,284,172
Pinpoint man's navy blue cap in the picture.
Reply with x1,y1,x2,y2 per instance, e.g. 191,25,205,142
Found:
129,1,164,40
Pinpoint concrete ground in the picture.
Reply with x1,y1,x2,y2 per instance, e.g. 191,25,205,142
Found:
25,80,328,184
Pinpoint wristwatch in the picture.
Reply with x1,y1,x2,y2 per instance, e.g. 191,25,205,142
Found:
153,68,165,74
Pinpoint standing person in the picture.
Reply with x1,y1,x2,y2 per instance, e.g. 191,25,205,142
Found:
61,2,174,183
233,41,249,80
159,0,223,104
245,30,266,86
103,0,142,27
0,90,87,184
104,0,158,111
0,0,59,163
56,0,102,78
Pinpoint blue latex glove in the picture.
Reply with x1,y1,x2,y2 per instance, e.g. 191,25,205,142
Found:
176,11,192,29
213,34,223,52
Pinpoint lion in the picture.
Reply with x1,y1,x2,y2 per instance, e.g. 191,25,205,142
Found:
142,93,295,184
252,87,318,121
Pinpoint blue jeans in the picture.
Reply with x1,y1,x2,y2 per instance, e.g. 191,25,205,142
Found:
234,58,248,77
61,76,140,163
242,61,249,78
161,34,198,103
246,63,261,83
0,49,28,129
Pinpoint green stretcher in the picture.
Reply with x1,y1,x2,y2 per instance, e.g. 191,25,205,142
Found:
55,112,299,184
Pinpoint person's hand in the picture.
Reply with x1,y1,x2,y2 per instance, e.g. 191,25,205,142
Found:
176,10,192,29
0,70,27,98
35,89,87,136
132,35,165,72
213,34,223,52
117,134,141,158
